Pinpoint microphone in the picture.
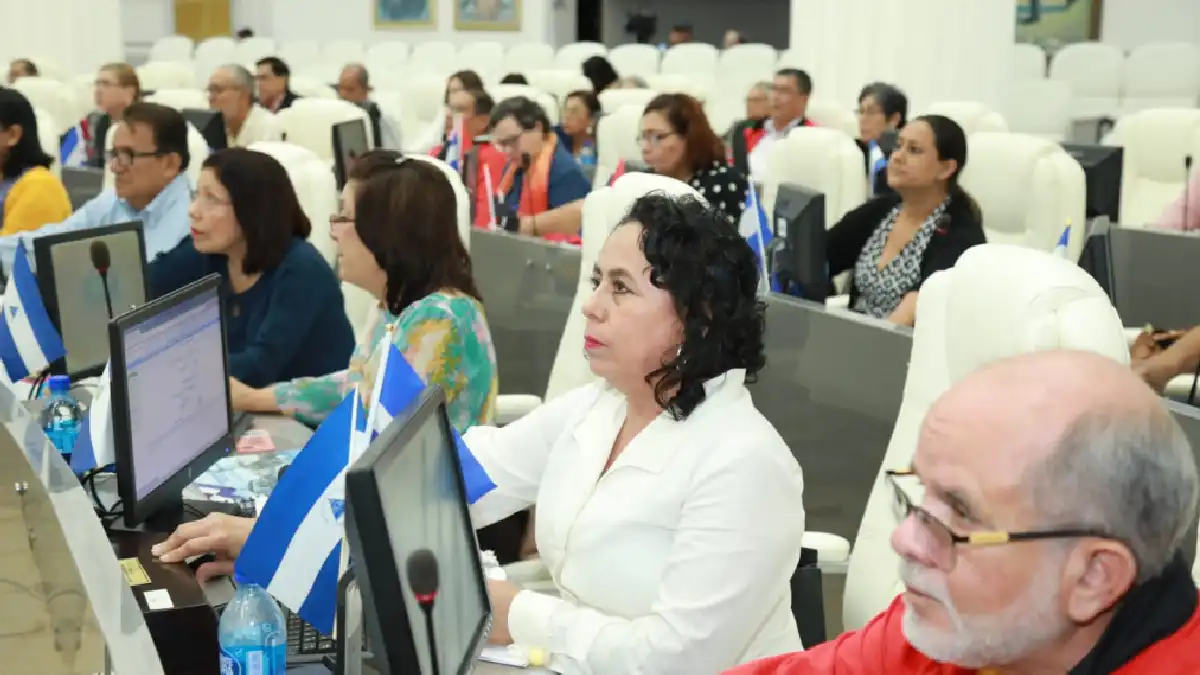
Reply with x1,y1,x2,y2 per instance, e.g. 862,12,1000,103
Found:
1185,155,1194,231
407,549,441,675
89,240,114,320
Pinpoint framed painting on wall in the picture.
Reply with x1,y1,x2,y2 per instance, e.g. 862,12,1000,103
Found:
1015,0,1104,47
375,0,435,28
454,0,521,31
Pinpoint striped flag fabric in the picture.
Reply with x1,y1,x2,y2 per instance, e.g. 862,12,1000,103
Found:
0,240,66,381
70,364,114,473
738,182,778,295
1054,223,1071,259
59,125,88,168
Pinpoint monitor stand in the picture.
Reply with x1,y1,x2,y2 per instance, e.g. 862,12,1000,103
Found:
107,492,245,534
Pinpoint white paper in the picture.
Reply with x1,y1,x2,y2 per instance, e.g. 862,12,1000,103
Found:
142,589,173,611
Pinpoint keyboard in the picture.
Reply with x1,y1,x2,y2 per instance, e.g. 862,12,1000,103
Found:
284,607,336,664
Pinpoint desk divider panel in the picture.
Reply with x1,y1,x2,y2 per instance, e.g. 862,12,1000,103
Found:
1109,227,1200,331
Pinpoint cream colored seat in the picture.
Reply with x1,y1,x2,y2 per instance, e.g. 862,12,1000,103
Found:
504,43,555,76
806,100,858,138
11,77,80,135
527,70,595,103
607,44,661,78
1120,42,1200,114
594,106,644,188
144,88,208,111
275,99,374,163
597,88,656,115
761,127,867,225
137,61,197,91
1013,43,1047,80
1049,41,1125,120
553,42,607,71
834,244,1130,631
1005,79,1073,141
488,84,560,123
33,108,60,178
149,35,194,63
457,42,505,79
1104,108,1200,226
660,44,719,77
924,101,1008,134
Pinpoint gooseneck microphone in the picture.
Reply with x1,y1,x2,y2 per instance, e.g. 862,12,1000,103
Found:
1185,155,1194,232
407,549,441,675
89,240,114,320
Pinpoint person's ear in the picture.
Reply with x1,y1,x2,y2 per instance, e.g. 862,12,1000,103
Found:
937,158,959,182
6,124,24,147
1062,541,1137,623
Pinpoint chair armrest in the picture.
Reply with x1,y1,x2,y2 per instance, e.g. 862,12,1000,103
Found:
1165,374,1199,401
802,531,851,575
825,294,851,312
497,394,543,425
1125,327,1142,346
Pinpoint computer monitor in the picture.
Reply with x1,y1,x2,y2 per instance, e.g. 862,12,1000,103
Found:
333,119,371,190
1077,218,1115,300
183,108,227,152
34,221,149,379
344,385,491,675
1060,143,1123,222
109,275,234,531
1109,227,1200,330
769,183,831,302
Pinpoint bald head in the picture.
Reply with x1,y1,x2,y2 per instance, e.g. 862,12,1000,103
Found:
337,64,370,104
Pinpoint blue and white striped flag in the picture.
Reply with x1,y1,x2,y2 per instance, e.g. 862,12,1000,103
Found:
445,114,464,172
1054,223,1071,259
59,125,87,169
235,391,365,635
0,240,65,381
737,182,778,295
70,364,114,473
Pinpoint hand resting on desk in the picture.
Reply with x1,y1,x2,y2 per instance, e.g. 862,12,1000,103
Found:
151,513,255,583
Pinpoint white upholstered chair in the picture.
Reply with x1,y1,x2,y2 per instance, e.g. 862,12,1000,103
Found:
761,127,867,225
1104,108,1200,227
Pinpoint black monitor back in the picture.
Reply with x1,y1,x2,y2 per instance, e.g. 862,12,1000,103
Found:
333,119,370,190
1077,218,1115,300
182,108,226,152
771,183,831,302
730,120,751,177
1109,227,1200,330
1061,143,1123,222
1165,399,1200,566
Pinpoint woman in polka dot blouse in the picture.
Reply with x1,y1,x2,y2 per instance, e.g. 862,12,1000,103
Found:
638,93,749,225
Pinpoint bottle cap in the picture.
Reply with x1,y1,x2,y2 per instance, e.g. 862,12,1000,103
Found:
48,375,70,393
233,572,248,586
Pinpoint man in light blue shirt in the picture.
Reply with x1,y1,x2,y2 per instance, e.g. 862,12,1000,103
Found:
0,102,193,274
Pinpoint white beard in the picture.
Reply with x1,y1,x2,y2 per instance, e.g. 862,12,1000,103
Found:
900,557,1071,668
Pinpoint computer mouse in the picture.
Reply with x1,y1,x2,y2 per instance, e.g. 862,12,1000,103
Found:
186,553,218,572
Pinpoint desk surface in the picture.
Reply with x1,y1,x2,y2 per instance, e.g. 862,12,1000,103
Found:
288,660,549,673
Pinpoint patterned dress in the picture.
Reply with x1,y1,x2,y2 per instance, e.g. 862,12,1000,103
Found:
850,198,950,319
272,290,498,433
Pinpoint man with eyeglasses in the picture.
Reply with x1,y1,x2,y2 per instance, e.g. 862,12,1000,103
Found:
0,102,193,275
729,350,1200,674
207,64,282,148
741,68,814,182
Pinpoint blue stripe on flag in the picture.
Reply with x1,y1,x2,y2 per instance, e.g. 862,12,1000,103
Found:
59,127,81,167
12,240,64,358
70,414,96,473
296,540,341,632
0,240,65,379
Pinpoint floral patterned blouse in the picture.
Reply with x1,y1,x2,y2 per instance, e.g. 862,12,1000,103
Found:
272,290,498,433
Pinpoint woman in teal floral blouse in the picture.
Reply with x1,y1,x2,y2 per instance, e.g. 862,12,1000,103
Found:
229,151,498,433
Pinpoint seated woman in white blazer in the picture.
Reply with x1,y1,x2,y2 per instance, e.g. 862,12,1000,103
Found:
468,192,806,672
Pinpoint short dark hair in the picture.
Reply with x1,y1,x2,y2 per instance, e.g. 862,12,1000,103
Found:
499,73,528,85
859,82,908,128
11,59,38,77
350,151,480,314
581,56,619,93
775,68,813,96
0,88,52,179
566,90,601,118
256,56,291,78
201,148,311,274
643,93,725,173
671,24,694,34
121,102,190,171
619,193,766,420
444,70,485,104
488,96,551,135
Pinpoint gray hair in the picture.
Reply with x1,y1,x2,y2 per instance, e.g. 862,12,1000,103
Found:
219,64,255,93
1027,409,1199,582
750,81,771,96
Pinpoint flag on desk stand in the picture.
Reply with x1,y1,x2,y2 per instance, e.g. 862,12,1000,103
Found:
235,391,366,636
738,183,778,295
0,240,65,381
59,124,88,169
483,167,499,231
1054,222,1072,259
445,114,464,172
70,364,114,473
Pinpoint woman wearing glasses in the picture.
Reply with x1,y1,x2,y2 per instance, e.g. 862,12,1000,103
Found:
150,148,354,387
639,93,748,226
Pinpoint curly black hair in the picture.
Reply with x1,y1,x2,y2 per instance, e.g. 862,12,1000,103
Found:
619,192,767,421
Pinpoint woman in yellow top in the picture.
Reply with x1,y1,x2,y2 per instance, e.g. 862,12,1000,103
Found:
0,88,71,235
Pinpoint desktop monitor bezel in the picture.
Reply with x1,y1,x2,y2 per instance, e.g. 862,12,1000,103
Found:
182,108,227,152
108,274,234,530
333,118,370,190
343,385,492,675
33,220,149,380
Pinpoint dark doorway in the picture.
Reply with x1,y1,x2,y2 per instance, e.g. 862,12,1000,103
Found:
577,0,602,42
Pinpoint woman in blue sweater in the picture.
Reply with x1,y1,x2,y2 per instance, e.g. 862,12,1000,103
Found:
150,148,353,387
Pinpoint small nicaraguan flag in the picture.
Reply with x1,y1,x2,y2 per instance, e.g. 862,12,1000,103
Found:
607,159,628,186
1054,223,1071,259
70,364,114,473
0,240,65,381
445,114,464,171
364,337,496,503
235,391,365,636
59,125,87,169
738,182,778,294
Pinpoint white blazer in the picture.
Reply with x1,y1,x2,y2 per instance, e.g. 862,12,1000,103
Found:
230,104,282,148
464,369,806,674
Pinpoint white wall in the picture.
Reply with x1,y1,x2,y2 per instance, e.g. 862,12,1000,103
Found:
602,0,789,48
1101,0,1200,49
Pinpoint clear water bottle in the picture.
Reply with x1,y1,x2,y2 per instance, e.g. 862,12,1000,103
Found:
40,375,82,457
579,140,597,168
219,576,287,675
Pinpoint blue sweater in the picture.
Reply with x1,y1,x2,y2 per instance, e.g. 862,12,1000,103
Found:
148,237,355,388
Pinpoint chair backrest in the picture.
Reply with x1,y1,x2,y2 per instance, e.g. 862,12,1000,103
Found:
924,101,1008,134
806,100,859,138
245,141,335,260
137,61,197,91
597,88,656,115
607,44,661,78
961,132,1086,258
1105,108,1200,226
33,108,60,178
406,154,471,251
718,44,777,80
193,36,237,83
554,42,607,71
11,77,79,136
488,85,560,124
276,98,374,162
527,70,594,103
1121,42,1200,115
234,37,276,67
1005,79,1073,141
322,39,366,65
457,42,506,79
660,44,719,76
144,88,209,111
366,41,410,69
841,243,1130,631
595,106,644,182
644,73,709,102
544,173,703,401
502,43,555,77
761,127,867,226
149,35,194,64
1012,43,1047,80
278,39,322,71
288,76,337,100
1049,41,1125,119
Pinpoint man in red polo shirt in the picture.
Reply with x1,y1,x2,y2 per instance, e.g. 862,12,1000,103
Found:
743,69,815,182
730,351,1200,675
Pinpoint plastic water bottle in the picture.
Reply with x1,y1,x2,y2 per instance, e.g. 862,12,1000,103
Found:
219,576,287,675
40,375,82,457
579,140,597,168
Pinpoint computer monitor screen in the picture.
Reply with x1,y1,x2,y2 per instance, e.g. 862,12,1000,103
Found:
771,183,830,302
109,275,233,530
182,108,227,152
344,385,490,675
34,221,149,379
1060,143,1123,223
333,119,371,190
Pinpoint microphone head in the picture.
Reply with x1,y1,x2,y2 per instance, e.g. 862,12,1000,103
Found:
1187,154,1194,170
89,240,111,271
406,549,439,596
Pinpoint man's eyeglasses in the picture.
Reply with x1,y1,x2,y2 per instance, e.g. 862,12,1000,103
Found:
106,148,166,168
886,468,1115,569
